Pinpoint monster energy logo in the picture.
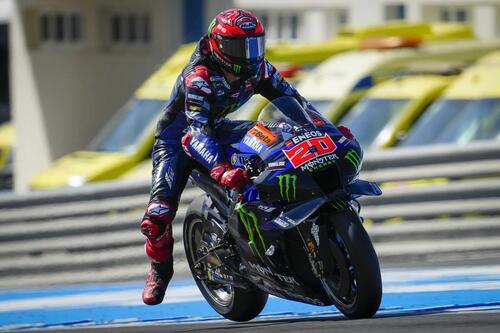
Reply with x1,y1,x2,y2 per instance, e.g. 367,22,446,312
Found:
277,174,297,202
233,64,242,74
330,199,347,211
237,205,266,261
207,18,216,35
345,150,361,170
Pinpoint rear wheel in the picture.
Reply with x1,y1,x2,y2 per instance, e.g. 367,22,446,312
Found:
183,208,268,322
321,208,382,319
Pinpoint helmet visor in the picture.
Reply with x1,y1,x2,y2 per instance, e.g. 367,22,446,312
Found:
218,36,265,61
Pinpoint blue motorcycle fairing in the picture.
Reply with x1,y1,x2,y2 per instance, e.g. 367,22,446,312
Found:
258,179,382,231
346,179,382,197
260,196,326,230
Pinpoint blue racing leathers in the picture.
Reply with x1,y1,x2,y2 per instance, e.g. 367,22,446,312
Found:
140,36,317,263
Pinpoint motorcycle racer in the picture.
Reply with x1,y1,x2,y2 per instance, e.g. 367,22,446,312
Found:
140,8,349,305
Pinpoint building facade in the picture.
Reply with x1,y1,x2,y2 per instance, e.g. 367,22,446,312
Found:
11,0,229,191
236,0,500,41
7,0,500,191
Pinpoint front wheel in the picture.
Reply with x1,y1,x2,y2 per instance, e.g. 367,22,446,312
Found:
183,198,268,322
321,208,382,319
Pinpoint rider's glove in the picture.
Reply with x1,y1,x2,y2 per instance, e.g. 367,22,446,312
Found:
210,162,249,189
181,132,193,157
337,125,356,141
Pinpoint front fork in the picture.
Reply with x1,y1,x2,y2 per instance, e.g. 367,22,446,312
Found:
297,205,357,304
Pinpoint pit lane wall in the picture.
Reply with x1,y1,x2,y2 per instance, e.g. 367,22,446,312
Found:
0,141,499,289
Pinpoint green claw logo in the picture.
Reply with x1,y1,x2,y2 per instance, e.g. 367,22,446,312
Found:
237,205,266,261
233,64,242,74
330,199,347,211
207,18,216,35
345,150,361,170
277,174,297,202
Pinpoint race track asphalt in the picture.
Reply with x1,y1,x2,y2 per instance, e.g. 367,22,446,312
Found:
29,312,500,333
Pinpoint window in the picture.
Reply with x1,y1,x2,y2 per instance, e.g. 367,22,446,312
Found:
39,12,83,45
277,13,300,40
253,11,302,41
290,14,298,39
456,9,467,22
439,7,469,22
440,9,450,21
109,12,151,45
337,9,349,25
385,4,406,20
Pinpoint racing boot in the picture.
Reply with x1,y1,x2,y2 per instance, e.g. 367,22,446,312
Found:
142,257,174,305
140,201,176,305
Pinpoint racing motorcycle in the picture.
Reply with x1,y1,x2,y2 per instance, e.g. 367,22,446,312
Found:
183,96,382,322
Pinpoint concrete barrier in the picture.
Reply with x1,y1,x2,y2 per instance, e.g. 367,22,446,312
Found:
0,142,499,289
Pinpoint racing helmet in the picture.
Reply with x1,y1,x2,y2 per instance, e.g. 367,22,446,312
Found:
207,8,265,76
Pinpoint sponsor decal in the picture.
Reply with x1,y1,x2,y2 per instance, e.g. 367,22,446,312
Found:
338,136,348,144
268,160,286,171
238,206,266,261
299,153,339,172
190,137,216,165
273,215,296,228
277,174,297,202
187,93,204,101
243,134,265,153
231,153,238,165
283,134,337,169
345,149,361,170
190,77,212,94
233,64,242,74
291,130,323,145
236,16,257,30
188,105,202,112
273,217,289,228
248,124,278,146
147,202,170,217
248,262,300,286
258,204,276,213
208,268,234,282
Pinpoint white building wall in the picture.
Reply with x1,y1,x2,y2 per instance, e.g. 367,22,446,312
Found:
473,4,498,39
0,0,12,23
236,0,500,41
12,0,183,192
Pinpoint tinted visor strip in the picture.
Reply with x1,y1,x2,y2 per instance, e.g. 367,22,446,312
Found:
246,37,264,59
219,36,264,60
